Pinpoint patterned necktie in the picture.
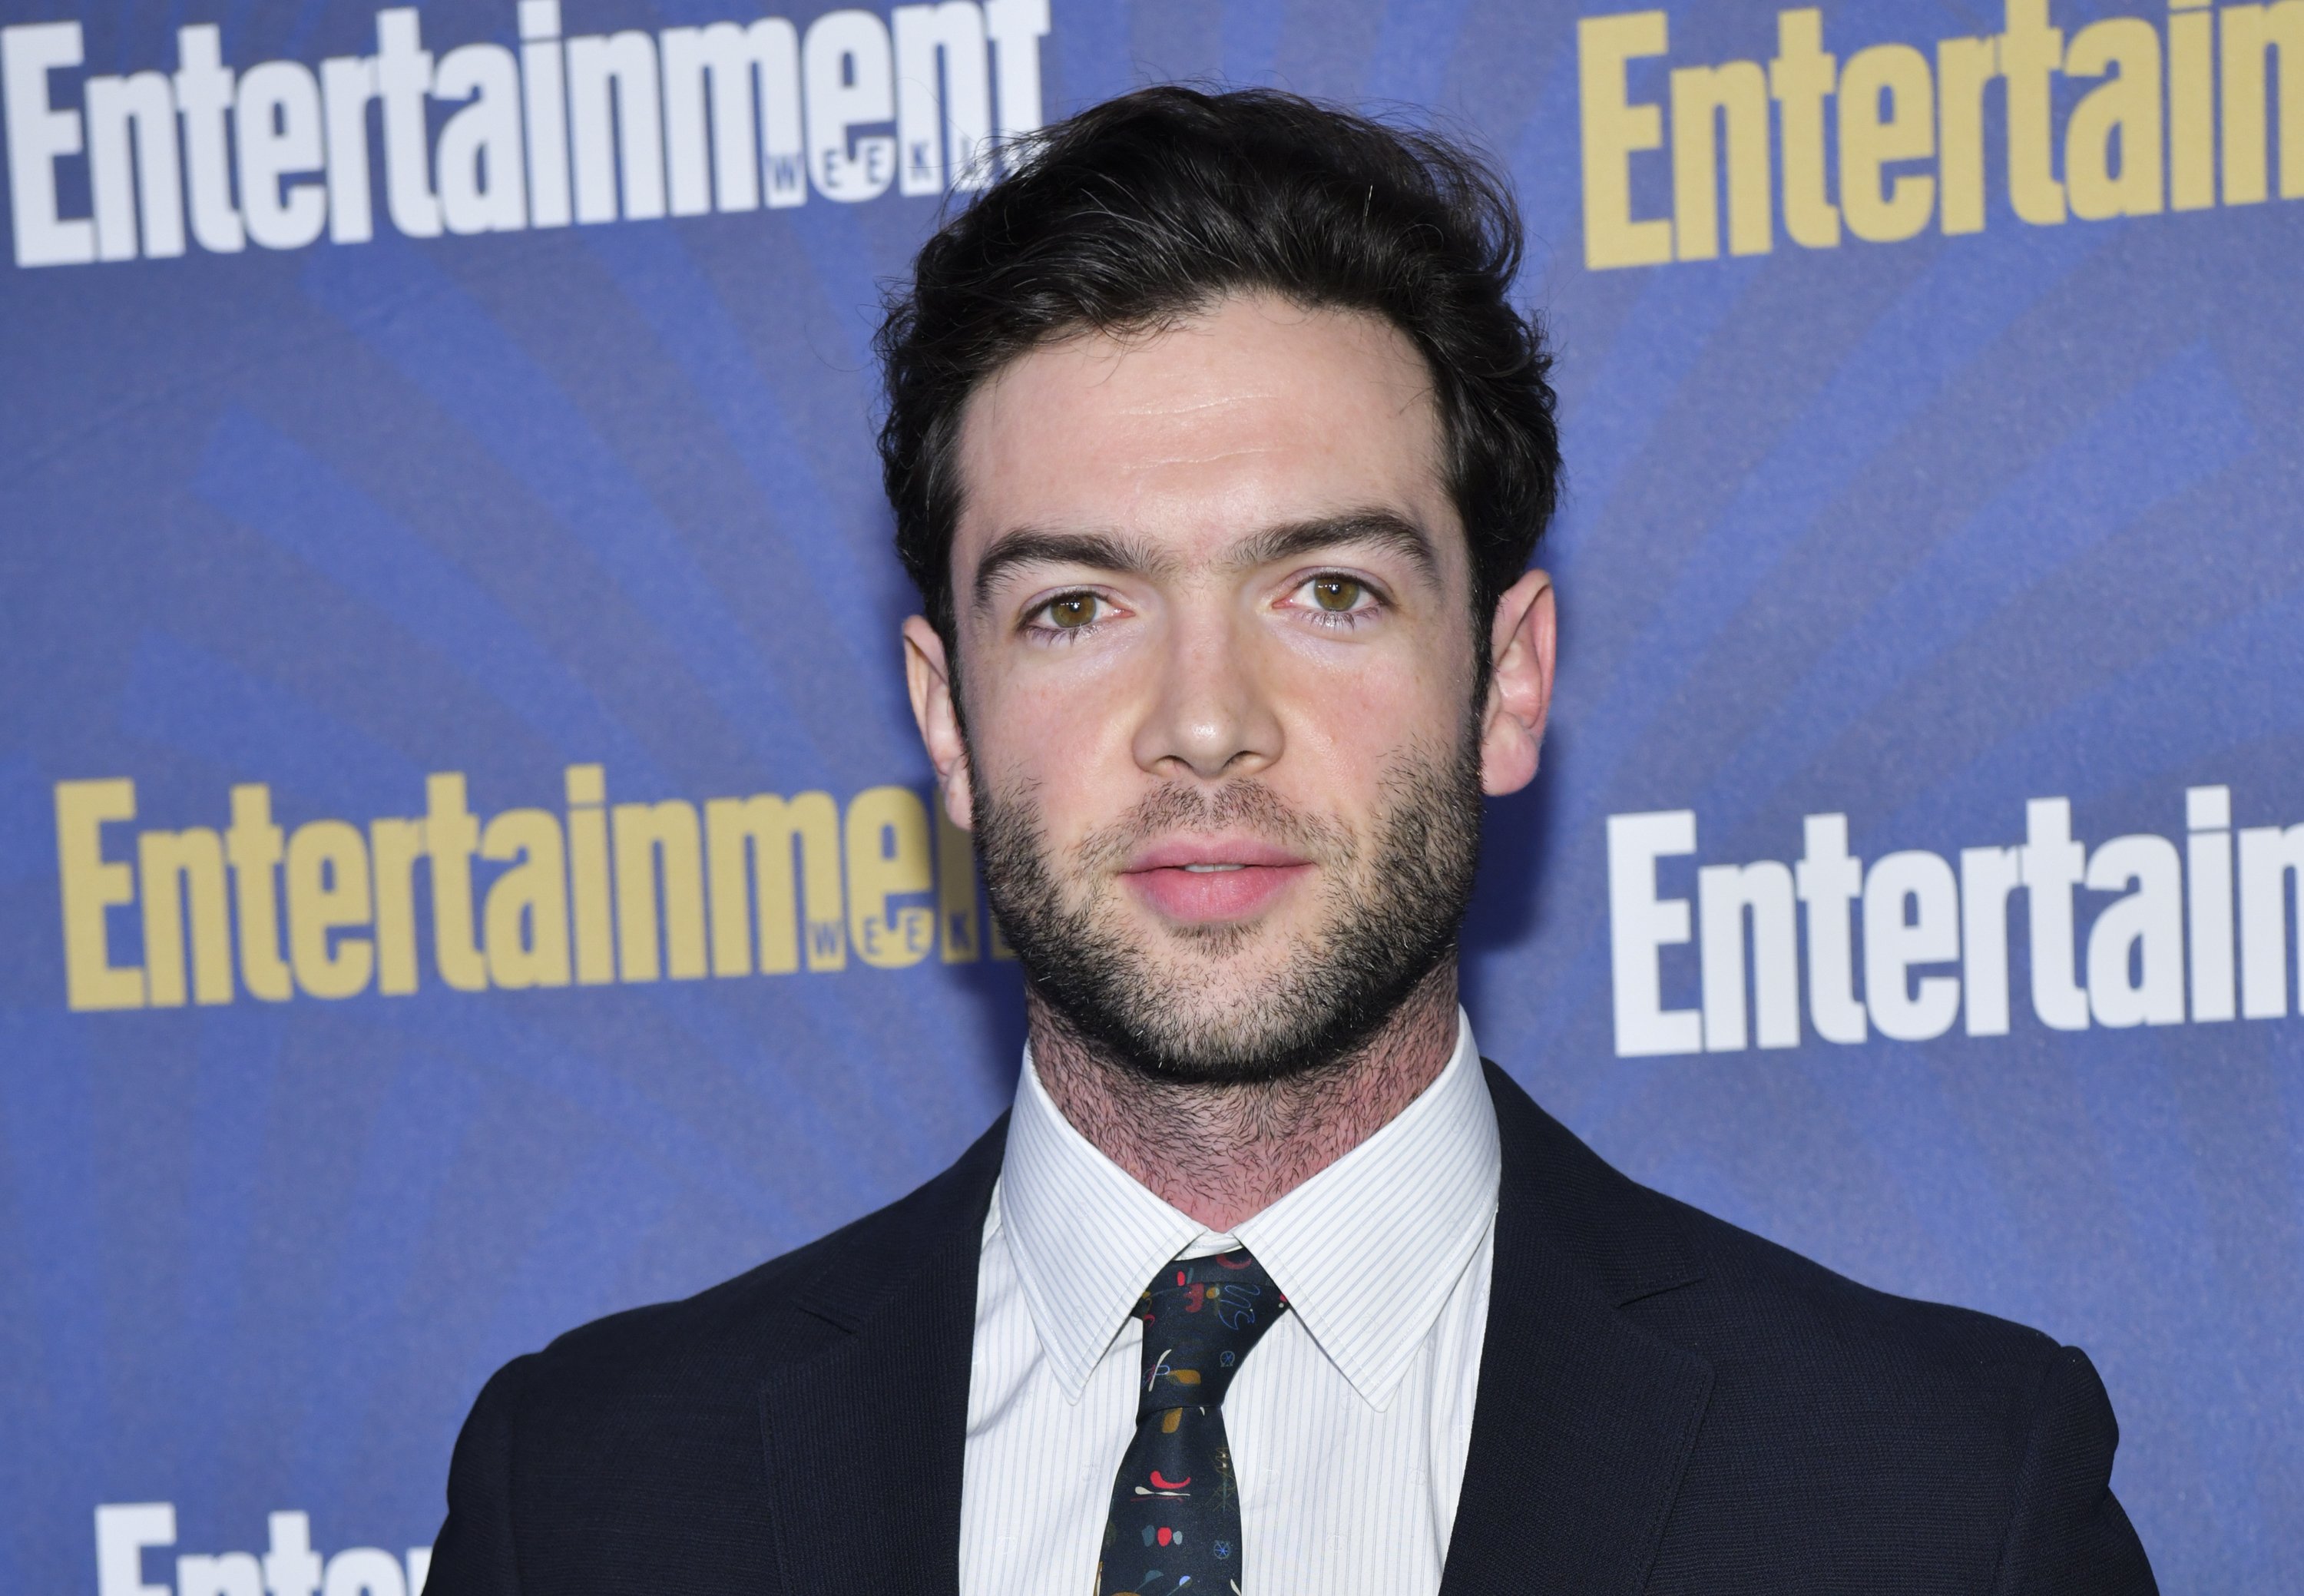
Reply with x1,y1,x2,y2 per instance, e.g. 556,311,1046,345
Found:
1096,1247,1289,1596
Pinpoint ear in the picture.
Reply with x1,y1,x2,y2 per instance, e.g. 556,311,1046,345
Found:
1478,568,1556,797
903,614,975,830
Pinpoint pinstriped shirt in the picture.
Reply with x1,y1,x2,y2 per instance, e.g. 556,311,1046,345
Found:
959,1012,1501,1594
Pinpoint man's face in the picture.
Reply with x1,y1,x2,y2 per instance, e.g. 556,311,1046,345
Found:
905,292,1549,1081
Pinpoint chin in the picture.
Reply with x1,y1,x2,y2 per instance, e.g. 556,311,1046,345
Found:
1138,909,1311,968
1078,950,1400,1082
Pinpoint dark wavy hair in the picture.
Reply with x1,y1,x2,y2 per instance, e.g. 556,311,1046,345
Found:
875,84,1560,674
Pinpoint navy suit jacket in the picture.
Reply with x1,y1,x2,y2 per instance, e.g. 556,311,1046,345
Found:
426,1064,2157,1594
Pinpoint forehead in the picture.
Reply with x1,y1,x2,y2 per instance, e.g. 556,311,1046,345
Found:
951,293,1457,574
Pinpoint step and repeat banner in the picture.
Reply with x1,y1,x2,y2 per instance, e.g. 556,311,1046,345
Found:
5,0,2301,1588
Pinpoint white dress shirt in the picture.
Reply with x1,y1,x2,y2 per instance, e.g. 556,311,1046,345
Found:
959,1011,1501,1595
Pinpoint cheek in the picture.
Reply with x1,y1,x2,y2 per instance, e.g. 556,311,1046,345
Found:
1266,630,1469,778
970,666,1144,826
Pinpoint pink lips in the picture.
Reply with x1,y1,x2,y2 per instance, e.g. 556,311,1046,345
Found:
1121,836,1313,923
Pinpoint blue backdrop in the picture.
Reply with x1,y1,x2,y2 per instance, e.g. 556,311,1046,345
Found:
5,0,2301,1590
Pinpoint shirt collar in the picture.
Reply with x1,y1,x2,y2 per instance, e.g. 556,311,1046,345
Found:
993,1009,1500,1409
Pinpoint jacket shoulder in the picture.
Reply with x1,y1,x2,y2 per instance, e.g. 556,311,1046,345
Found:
1486,1070,2143,1588
514,1112,1006,1393
1486,1060,2057,1392
1654,1186,2058,1383
1635,1185,2144,1589
422,1118,1005,1596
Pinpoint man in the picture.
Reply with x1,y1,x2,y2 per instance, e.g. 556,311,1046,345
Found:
425,88,2155,1594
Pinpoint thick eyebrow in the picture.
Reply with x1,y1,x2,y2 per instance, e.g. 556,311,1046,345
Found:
971,528,1181,612
1220,509,1442,587
968,508,1443,614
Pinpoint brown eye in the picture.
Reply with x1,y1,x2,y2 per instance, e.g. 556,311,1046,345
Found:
1311,577,1363,612
1045,594,1098,628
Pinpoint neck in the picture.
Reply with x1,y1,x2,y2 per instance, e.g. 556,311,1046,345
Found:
1026,962,1462,1231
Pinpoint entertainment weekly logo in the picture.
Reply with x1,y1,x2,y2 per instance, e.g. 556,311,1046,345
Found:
1577,1,2304,272
94,1505,429,1596
51,766,1003,1012
2,0,1049,268
1606,786,2304,1056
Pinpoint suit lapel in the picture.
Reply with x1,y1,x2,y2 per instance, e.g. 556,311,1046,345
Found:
760,1118,1005,1596
1439,1068,1714,1596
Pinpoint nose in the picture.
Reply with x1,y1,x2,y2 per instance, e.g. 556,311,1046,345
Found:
1130,602,1283,782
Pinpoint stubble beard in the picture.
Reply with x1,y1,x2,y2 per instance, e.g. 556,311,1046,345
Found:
972,720,1485,1088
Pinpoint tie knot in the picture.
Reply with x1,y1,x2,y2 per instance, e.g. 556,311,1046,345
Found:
1133,1247,1288,1417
